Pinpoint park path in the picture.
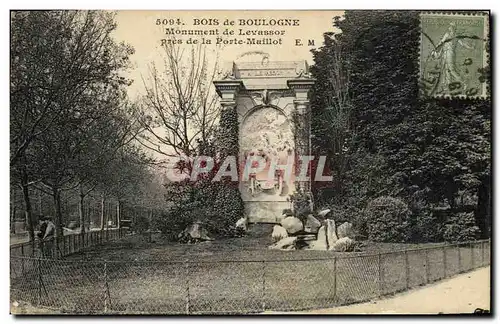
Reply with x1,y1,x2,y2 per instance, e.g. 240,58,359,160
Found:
265,266,490,315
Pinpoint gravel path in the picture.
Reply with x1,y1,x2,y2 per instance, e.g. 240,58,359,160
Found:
265,267,491,315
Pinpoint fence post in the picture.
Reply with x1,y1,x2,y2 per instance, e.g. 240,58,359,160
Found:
470,242,474,270
103,261,109,313
425,248,430,284
378,253,383,296
333,256,337,304
21,245,25,276
481,241,485,266
442,246,447,279
185,261,191,314
63,236,66,257
457,243,462,273
405,250,410,289
261,261,266,312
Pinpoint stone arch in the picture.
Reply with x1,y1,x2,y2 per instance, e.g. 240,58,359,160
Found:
239,104,295,202
240,104,289,125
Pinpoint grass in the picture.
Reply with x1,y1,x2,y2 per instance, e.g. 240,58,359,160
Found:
10,224,489,314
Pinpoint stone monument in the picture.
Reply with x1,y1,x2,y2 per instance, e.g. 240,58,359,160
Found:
214,54,315,223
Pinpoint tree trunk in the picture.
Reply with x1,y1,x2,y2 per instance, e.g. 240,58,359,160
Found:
52,187,64,238
20,162,35,242
79,184,86,238
149,208,153,233
100,195,105,230
116,200,121,229
10,187,17,234
38,189,42,216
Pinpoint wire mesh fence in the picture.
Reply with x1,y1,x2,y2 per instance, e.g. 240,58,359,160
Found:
10,228,128,260
10,239,490,314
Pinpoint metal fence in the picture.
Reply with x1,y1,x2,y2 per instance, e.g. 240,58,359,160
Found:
10,239,490,314
10,228,128,259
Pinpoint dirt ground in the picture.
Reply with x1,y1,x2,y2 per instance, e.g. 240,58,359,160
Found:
265,267,491,315
10,225,490,315
11,267,490,315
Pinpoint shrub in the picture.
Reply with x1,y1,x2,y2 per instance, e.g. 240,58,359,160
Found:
411,210,444,243
132,214,150,234
364,196,411,242
154,179,244,240
208,183,245,237
153,201,200,241
443,212,480,243
289,186,312,223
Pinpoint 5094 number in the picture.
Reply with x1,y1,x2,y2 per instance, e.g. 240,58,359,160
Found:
156,18,184,25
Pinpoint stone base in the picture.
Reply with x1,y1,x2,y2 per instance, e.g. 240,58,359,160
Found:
245,201,290,223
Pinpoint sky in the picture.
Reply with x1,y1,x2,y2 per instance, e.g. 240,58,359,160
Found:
110,10,344,167
112,10,344,99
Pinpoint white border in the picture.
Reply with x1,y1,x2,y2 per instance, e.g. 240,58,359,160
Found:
1,2,498,324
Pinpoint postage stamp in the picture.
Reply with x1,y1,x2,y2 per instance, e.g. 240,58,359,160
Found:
420,12,489,98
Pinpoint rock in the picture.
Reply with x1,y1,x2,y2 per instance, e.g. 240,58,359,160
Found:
281,216,303,234
304,214,321,233
307,225,327,250
179,222,213,242
317,209,331,218
268,236,297,250
332,237,355,252
199,227,214,241
276,213,287,223
188,222,202,239
272,225,288,242
325,219,338,250
235,217,247,231
337,222,354,239
297,234,316,241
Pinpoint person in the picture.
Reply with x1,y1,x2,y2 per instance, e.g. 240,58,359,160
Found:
39,217,56,258
37,217,47,240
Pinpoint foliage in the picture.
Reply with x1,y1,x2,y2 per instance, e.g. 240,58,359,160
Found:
155,179,244,240
310,11,492,241
132,214,150,234
288,185,312,223
443,212,480,243
9,11,161,241
364,196,411,243
216,105,240,158
211,183,245,236
411,209,444,243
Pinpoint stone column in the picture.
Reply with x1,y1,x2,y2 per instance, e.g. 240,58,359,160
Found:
287,78,315,193
213,79,243,103
213,78,244,160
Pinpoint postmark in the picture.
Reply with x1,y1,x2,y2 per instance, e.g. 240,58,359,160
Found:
420,12,489,98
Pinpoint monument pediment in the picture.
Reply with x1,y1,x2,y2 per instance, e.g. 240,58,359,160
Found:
230,60,309,90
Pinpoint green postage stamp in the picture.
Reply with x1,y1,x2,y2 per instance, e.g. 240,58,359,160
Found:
420,12,489,98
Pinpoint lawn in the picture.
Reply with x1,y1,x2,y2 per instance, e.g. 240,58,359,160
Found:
10,224,489,314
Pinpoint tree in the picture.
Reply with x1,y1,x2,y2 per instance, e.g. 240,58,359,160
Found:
136,41,222,163
10,10,134,240
310,11,491,240
310,29,355,205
